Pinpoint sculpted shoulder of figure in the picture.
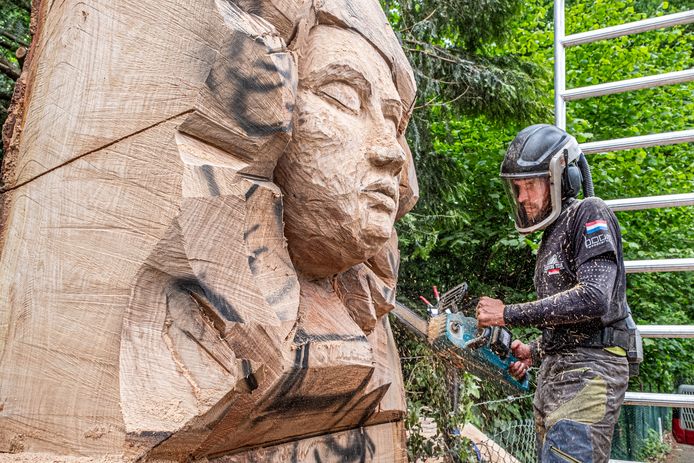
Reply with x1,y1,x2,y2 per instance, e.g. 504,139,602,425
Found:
0,0,417,460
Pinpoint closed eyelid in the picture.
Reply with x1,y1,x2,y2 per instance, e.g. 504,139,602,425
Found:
305,63,372,96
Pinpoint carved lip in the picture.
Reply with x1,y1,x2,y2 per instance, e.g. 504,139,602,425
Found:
362,179,397,212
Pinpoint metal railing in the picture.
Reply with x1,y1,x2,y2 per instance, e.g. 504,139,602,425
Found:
554,5,694,128
562,10,694,47
605,193,694,211
562,69,694,101
554,2,694,409
638,325,694,338
624,392,694,408
580,129,694,154
625,258,694,273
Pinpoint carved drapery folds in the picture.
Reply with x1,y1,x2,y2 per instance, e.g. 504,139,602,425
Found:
0,0,417,461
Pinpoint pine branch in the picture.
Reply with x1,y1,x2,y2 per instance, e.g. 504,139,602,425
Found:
8,0,31,13
403,38,476,66
0,55,20,80
0,37,17,52
0,29,29,48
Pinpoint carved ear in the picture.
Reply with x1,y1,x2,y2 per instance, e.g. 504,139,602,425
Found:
179,0,297,179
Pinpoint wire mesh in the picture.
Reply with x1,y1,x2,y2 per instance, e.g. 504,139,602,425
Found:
611,405,671,460
468,405,672,462
488,419,537,463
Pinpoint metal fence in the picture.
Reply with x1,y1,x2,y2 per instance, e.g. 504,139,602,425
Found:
611,405,671,461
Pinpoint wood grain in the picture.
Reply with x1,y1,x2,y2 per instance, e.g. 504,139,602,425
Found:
0,0,418,460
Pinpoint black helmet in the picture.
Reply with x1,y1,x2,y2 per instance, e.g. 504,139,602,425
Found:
500,124,584,234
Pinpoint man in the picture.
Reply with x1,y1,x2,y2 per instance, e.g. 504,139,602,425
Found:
476,124,631,463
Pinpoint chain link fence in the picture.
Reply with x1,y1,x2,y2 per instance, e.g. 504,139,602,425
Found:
488,419,537,463
465,405,671,462
611,405,671,461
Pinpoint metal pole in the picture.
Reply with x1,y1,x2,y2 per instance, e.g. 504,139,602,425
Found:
637,325,694,338
562,68,694,101
605,193,694,212
554,0,566,129
562,10,694,47
580,129,694,154
625,258,694,273
658,417,663,442
624,392,694,407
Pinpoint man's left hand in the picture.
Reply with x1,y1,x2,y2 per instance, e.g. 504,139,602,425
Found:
476,296,506,327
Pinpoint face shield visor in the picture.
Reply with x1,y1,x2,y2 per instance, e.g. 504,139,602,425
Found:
501,154,564,234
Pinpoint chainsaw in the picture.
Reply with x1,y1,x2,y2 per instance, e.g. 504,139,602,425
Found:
393,283,529,393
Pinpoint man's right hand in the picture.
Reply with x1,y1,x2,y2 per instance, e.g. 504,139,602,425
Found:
509,340,532,380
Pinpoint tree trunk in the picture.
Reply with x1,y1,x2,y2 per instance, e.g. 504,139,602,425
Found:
0,0,417,461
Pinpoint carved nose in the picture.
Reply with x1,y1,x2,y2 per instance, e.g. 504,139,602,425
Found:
367,143,406,173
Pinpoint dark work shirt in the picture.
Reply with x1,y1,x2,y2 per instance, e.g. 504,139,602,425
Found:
504,197,628,354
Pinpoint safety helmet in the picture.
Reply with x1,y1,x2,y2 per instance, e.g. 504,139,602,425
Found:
500,124,584,234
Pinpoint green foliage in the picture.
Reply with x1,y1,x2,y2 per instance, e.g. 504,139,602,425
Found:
561,0,694,392
635,429,671,463
396,0,694,457
385,0,549,122
0,0,31,158
394,320,483,460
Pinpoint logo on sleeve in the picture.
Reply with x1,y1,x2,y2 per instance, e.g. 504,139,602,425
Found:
584,219,612,249
543,254,564,275
585,220,608,234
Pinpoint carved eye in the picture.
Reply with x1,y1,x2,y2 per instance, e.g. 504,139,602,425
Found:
316,81,361,114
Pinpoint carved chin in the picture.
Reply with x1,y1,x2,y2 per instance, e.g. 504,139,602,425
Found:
360,206,395,247
282,201,394,278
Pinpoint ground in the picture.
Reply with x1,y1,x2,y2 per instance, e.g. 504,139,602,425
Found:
665,438,694,463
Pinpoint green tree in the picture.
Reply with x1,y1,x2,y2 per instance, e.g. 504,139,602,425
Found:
394,0,693,458
0,0,31,158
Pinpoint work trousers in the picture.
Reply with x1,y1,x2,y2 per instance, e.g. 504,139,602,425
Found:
533,347,629,463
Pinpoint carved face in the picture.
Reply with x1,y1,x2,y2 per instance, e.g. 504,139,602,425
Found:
275,25,407,278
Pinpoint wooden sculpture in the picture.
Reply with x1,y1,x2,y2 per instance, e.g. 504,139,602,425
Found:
0,0,417,461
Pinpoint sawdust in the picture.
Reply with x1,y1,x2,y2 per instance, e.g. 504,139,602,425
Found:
0,454,125,463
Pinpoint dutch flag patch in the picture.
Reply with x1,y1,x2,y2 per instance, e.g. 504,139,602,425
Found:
585,220,608,234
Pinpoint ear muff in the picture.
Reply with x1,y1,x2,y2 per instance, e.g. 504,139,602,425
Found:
562,151,583,198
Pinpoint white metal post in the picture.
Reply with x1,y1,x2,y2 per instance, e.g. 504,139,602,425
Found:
562,10,694,47
554,0,566,129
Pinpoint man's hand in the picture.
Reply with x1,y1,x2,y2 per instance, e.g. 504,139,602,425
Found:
476,296,506,327
509,340,532,380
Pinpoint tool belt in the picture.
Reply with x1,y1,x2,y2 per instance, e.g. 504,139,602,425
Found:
578,325,630,350
542,315,642,377
542,322,629,352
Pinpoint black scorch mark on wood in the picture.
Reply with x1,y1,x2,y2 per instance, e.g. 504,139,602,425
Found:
206,33,292,137
273,196,283,228
243,223,261,240
255,342,374,422
247,246,268,273
286,423,377,463
245,183,259,200
242,359,258,391
175,278,243,323
293,328,368,344
265,277,297,305
201,164,220,197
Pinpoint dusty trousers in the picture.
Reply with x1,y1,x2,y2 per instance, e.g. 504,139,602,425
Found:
533,347,628,463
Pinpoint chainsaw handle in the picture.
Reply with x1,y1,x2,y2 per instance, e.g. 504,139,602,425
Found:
507,353,530,384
